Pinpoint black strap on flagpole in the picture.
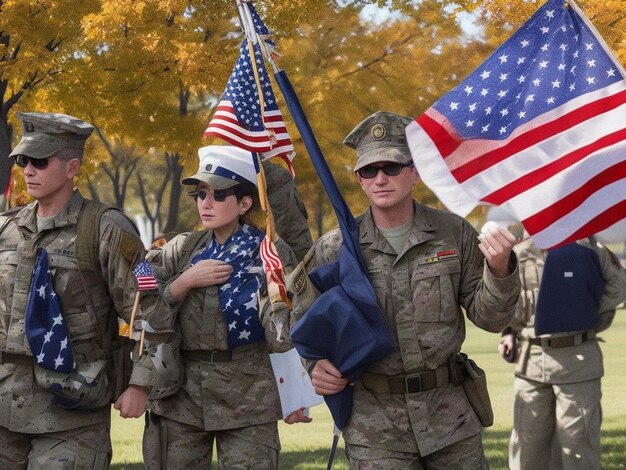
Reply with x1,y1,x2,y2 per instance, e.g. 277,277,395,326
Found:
326,425,341,470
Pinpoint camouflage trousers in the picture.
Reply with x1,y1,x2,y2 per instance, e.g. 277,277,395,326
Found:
0,422,111,470
142,412,279,470
346,432,488,470
509,376,602,470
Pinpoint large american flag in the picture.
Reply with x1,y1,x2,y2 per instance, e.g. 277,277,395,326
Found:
204,39,295,171
406,0,626,249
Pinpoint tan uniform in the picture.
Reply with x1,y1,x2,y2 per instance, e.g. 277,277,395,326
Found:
506,238,626,470
263,160,313,262
0,190,171,468
143,230,297,469
291,202,520,468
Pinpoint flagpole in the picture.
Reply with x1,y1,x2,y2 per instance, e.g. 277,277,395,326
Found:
127,291,140,338
233,0,291,307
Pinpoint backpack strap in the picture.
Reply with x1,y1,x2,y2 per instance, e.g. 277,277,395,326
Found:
0,206,23,237
178,229,212,269
75,199,113,277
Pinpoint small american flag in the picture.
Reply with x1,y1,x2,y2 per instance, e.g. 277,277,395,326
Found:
204,39,295,172
406,0,626,249
133,260,158,291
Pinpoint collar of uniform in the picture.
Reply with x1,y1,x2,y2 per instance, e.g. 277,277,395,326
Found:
358,201,436,253
16,189,84,233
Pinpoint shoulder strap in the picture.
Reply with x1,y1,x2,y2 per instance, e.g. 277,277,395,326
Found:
76,199,116,276
0,206,23,237
178,230,211,269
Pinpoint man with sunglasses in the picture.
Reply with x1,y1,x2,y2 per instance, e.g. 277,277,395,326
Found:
291,111,520,469
0,112,172,468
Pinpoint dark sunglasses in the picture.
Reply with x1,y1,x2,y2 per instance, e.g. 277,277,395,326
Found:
188,188,236,202
14,155,51,170
356,161,414,179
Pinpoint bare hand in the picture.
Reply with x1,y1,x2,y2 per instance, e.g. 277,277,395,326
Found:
170,259,234,300
498,334,516,363
186,259,233,288
311,359,349,395
113,385,149,418
478,226,518,278
283,407,313,425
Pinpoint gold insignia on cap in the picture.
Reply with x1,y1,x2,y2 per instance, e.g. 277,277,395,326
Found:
371,124,386,140
24,121,35,133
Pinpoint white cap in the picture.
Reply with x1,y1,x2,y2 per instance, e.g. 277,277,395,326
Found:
181,145,258,189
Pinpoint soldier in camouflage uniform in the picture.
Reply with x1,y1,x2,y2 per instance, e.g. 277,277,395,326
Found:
0,112,172,468
143,145,307,470
289,111,521,469
263,159,313,262
498,231,626,470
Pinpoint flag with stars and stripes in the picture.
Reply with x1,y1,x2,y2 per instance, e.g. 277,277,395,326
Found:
25,248,75,374
191,224,266,350
204,39,295,172
133,260,158,291
406,0,626,249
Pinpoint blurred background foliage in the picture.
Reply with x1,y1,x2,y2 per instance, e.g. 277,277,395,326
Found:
1,0,624,242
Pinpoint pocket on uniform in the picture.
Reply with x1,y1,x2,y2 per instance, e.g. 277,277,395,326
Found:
411,259,461,322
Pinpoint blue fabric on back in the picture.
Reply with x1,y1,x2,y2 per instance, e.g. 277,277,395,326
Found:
291,243,396,430
535,242,604,335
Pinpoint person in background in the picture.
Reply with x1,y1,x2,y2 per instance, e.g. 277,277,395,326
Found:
290,111,521,469
0,112,171,468
498,225,626,470
142,145,308,469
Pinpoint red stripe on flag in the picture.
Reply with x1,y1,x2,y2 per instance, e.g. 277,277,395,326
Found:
483,127,626,205
521,160,626,236
137,276,158,290
415,114,461,159
533,200,626,249
260,236,283,272
450,90,626,183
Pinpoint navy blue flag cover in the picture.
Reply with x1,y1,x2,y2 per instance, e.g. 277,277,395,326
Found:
275,70,396,430
25,248,75,374
535,242,604,335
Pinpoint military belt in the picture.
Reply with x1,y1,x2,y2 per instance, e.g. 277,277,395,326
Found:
181,343,265,363
362,361,465,395
527,330,596,349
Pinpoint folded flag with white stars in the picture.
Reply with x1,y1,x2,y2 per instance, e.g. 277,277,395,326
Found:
25,248,75,374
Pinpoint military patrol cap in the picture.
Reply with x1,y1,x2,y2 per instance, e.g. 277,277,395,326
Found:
344,111,414,171
181,145,258,189
9,112,94,160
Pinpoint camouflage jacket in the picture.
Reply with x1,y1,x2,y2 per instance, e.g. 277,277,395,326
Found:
263,160,313,262
146,229,297,432
0,190,171,433
507,238,626,384
290,202,520,456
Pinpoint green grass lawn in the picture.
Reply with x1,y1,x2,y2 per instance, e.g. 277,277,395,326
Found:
111,308,626,469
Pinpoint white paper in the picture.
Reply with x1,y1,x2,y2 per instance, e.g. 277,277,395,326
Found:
269,348,323,418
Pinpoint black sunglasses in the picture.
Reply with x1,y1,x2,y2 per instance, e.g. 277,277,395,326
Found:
14,155,51,170
356,161,414,179
188,188,236,202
